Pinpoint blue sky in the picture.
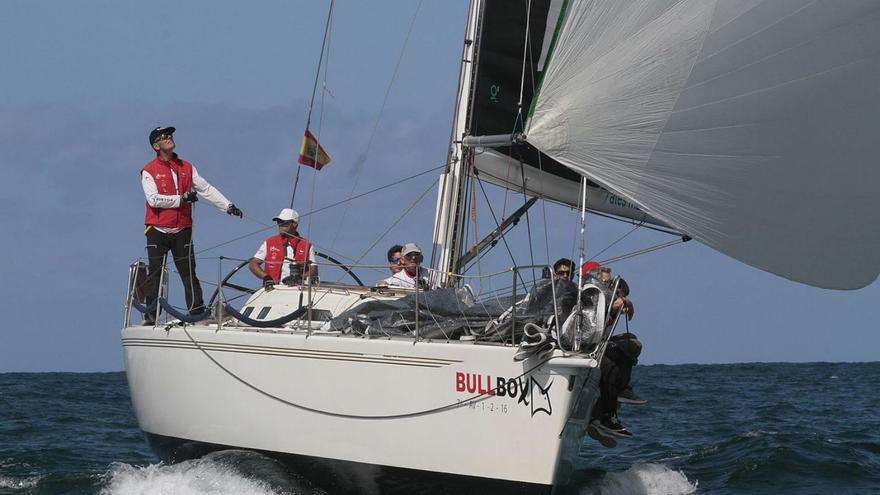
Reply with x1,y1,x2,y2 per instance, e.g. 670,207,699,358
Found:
1,0,876,372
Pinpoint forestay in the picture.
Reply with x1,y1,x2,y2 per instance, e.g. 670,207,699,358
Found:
527,0,880,289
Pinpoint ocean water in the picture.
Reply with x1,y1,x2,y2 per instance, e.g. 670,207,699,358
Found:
1,362,879,495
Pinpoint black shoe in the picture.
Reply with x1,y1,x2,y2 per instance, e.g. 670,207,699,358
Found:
618,386,648,405
598,417,633,438
587,419,618,448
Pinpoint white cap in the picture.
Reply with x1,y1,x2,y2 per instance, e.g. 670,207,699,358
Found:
272,208,299,223
401,243,422,256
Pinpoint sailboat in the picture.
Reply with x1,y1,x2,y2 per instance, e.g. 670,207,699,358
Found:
122,1,880,493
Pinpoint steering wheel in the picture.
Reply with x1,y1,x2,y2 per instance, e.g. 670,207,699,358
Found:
206,254,365,308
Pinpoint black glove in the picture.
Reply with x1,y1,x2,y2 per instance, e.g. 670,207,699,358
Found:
227,204,243,218
262,275,275,291
182,191,198,203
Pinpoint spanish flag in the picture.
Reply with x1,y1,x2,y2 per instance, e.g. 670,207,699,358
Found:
297,129,331,170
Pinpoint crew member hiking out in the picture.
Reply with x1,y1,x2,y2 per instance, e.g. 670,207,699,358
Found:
140,126,243,325
249,208,317,291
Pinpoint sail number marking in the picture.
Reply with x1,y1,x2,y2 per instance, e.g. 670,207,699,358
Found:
454,372,552,417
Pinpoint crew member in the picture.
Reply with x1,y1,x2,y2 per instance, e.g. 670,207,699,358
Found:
141,126,243,325
249,208,317,290
376,244,403,286
553,258,575,281
382,243,428,289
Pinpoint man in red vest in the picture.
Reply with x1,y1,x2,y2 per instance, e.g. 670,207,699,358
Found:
141,126,243,325
249,208,317,290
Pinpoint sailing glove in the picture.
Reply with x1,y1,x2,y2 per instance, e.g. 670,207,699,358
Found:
262,275,275,291
182,191,198,203
227,204,243,218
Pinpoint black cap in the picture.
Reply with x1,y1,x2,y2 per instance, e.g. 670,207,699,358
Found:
149,126,176,145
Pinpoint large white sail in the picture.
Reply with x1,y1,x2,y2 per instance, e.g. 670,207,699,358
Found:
527,0,880,289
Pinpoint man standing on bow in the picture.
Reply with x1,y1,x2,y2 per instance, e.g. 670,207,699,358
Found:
249,208,317,291
141,126,243,325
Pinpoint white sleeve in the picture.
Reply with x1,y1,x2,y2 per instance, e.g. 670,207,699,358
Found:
308,246,316,263
142,171,181,209
253,241,268,261
191,165,232,211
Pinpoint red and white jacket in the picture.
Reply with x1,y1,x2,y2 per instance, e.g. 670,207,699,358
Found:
142,156,193,228
141,154,231,230
261,234,313,282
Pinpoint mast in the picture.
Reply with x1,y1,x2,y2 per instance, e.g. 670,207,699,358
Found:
431,0,483,287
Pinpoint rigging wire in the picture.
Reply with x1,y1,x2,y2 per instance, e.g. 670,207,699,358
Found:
328,0,424,251
307,4,336,242
291,0,336,208
598,237,689,265
522,4,552,268
301,163,445,219
341,177,439,281
475,175,527,290
512,0,537,281
516,0,532,112
197,163,447,255
587,220,645,262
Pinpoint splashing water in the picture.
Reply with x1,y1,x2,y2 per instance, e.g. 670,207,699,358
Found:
99,457,283,495
589,463,697,495
0,475,42,490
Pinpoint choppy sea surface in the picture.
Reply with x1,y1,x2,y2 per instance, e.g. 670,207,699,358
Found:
1,362,879,495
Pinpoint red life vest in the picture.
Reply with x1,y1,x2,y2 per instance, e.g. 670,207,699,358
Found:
263,234,312,281
142,155,194,228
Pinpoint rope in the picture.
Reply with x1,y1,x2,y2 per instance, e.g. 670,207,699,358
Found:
158,298,211,323
181,322,556,420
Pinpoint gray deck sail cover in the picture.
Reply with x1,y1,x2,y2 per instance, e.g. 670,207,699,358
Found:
329,282,579,340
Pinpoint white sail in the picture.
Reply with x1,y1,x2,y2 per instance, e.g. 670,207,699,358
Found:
527,0,880,289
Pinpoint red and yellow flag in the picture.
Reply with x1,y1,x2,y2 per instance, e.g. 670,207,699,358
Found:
297,129,331,170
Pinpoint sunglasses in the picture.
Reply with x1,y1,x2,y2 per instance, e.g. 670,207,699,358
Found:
556,269,570,276
153,134,173,143
390,256,401,264
404,253,422,260
277,220,297,226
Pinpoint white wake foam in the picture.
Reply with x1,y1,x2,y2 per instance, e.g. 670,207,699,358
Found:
590,463,697,495
99,458,282,495
0,475,41,490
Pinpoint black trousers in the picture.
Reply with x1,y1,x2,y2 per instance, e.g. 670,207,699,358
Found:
143,227,204,314
593,334,640,420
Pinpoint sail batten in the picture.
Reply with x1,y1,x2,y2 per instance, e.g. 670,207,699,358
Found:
526,0,880,289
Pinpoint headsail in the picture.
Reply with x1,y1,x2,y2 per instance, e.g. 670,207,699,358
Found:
527,0,880,289
462,0,663,226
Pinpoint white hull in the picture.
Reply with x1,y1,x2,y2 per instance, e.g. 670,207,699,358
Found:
122,299,600,489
